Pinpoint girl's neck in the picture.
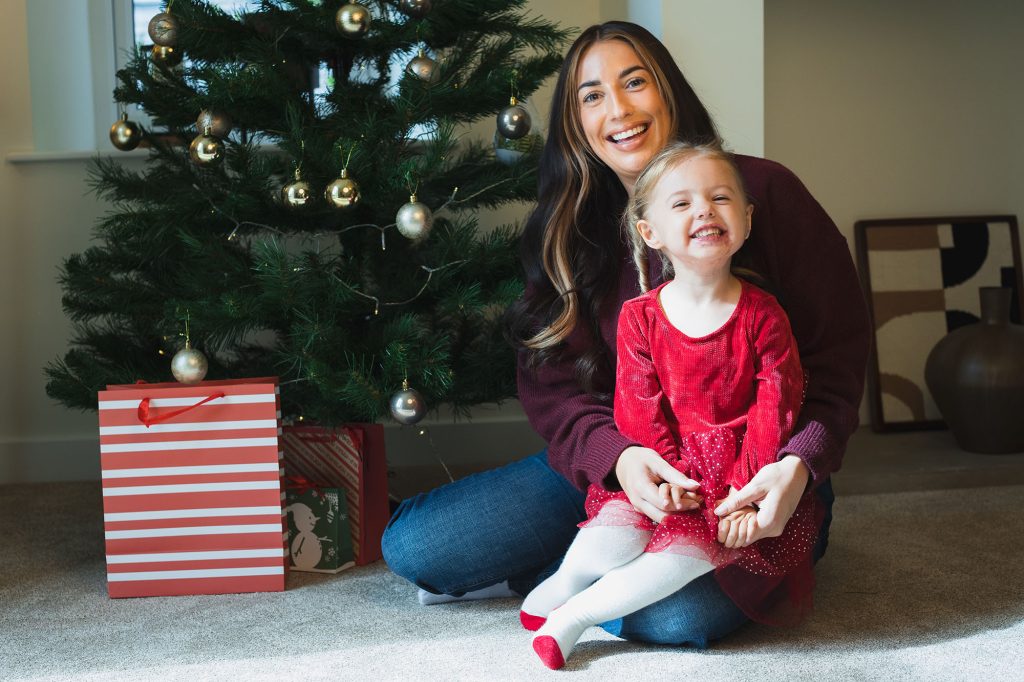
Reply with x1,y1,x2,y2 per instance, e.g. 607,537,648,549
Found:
658,270,742,338
664,267,738,305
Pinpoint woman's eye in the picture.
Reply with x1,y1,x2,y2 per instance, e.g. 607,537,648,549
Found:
581,91,600,104
626,77,646,89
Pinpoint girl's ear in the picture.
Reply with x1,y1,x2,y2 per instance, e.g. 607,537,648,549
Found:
745,204,753,239
637,219,661,249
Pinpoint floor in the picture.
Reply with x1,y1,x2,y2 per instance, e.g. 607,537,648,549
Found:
387,426,1024,500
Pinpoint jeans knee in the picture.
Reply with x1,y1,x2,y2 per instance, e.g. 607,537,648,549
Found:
381,500,418,582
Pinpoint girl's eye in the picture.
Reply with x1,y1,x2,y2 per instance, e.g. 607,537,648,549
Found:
673,201,689,209
713,195,730,202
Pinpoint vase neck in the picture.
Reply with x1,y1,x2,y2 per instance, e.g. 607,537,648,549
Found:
979,287,1012,325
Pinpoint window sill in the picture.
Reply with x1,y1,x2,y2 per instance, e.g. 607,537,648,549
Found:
5,148,150,164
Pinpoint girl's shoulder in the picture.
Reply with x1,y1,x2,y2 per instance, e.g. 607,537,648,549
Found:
739,280,787,318
619,282,670,321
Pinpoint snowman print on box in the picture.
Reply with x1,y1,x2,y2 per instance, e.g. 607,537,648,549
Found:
285,489,355,573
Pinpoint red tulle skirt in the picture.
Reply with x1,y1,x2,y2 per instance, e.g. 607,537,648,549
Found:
580,428,822,625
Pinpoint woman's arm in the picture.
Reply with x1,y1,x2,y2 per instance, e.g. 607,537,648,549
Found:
737,156,871,486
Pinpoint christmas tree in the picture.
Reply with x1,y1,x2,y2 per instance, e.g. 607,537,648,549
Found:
45,0,569,425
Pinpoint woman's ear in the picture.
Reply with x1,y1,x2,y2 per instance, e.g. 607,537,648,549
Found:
637,219,661,248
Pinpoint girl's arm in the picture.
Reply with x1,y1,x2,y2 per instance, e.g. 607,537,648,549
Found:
613,300,687,470
728,295,804,491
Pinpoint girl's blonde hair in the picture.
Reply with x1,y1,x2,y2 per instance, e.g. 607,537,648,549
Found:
623,141,750,291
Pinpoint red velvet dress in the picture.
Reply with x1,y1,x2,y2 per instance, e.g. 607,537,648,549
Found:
581,280,822,624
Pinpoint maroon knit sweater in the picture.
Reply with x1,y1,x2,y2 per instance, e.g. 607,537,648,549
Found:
517,155,871,492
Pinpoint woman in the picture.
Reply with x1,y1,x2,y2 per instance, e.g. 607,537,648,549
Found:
383,21,870,647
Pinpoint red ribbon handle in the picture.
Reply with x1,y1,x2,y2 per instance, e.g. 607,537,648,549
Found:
137,391,226,428
283,475,327,498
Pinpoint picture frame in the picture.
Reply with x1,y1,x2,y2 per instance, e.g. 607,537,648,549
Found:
854,215,1023,432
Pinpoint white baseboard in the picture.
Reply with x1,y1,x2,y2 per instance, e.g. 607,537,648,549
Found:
0,401,546,485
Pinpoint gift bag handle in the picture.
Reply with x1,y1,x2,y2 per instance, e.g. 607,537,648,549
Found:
137,392,226,427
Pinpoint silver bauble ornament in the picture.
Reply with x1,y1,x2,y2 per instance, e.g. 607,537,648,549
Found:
196,109,233,139
189,128,224,165
496,96,531,140
395,194,433,240
325,169,360,209
148,12,179,47
171,343,208,384
399,0,432,18
406,50,440,83
335,3,371,38
109,113,142,151
389,380,426,425
282,169,312,208
150,44,182,67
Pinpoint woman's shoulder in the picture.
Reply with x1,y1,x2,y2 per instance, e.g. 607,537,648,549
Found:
732,154,808,196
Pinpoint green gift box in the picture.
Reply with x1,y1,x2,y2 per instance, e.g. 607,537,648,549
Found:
285,488,356,573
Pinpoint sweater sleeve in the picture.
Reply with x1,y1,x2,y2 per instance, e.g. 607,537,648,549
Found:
754,162,871,486
729,296,804,490
614,301,685,468
517,330,635,492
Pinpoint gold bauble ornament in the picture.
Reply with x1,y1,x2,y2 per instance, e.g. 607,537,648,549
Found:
389,379,427,425
196,109,233,139
406,49,440,84
148,11,179,47
399,0,432,18
109,113,142,151
395,194,433,241
171,342,208,384
497,96,531,140
335,3,371,38
282,169,312,208
325,169,360,209
151,44,182,67
189,127,224,165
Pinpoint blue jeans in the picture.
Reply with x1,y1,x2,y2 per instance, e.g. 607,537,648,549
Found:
382,450,834,648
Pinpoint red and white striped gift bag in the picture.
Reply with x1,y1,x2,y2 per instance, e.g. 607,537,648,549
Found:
280,424,388,566
97,378,287,598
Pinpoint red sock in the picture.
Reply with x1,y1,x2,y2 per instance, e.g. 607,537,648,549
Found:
532,635,565,670
519,610,547,631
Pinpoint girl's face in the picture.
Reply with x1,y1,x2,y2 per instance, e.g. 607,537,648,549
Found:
636,156,753,278
575,40,671,194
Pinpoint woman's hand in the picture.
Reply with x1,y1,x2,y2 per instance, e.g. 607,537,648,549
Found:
615,446,702,523
714,455,809,546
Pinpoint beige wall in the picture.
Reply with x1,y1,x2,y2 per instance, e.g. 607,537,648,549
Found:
765,0,1023,245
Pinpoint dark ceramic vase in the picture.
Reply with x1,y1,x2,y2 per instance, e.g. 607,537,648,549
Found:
924,287,1024,453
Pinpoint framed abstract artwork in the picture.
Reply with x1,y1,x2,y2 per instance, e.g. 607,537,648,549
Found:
854,215,1023,432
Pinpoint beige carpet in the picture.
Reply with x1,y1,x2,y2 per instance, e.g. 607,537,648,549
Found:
1,481,1021,681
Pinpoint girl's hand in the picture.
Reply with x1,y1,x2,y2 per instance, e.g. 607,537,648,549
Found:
615,446,701,523
714,455,809,544
718,507,759,548
658,482,703,511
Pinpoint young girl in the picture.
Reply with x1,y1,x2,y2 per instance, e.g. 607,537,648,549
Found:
521,142,823,670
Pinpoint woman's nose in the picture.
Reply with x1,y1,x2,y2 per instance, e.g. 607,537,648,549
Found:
607,88,632,119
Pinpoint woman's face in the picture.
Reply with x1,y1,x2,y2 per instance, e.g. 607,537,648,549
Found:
575,39,672,194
